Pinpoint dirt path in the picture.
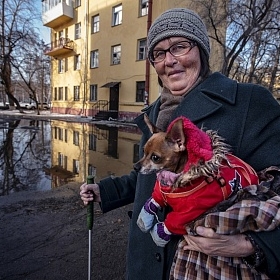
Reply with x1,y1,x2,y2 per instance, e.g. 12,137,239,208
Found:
0,183,130,280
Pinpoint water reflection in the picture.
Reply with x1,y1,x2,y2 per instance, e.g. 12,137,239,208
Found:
0,117,141,196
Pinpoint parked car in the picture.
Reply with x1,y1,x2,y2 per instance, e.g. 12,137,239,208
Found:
23,103,36,110
0,102,9,109
40,102,51,110
20,102,50,110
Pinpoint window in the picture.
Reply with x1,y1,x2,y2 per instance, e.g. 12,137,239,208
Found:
138,39,147,60
58,152,63,167
74,54,81,70
112,45,121,65
73,131,79,146
58,59,64,73
64,86,68,100
88,164,96,176
89,133,97,151
91,15,99,33
54,87,57,100
73,159,79,174
65,58,68,72
136,81,145,102
64,155,68,170
90,84,98,101
74,86,80,101
140,0,149,16
58,127,63,140
64,129,68,143
74,0,81,8
58,87,63,100
54,127,58,139
75,22,81,39
112,5,122,26
90,50,99,68
58,30,63,46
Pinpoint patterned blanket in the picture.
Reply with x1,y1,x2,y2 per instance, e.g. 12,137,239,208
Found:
170,166,280,280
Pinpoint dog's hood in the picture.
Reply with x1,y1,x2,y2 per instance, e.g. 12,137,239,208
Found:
167,117,213,172
167,117,230,180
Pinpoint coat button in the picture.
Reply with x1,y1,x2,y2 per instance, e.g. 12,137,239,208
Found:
155,253,161,262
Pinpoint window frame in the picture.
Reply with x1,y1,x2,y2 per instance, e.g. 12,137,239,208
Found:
111,44,121,65
136,81,145,102
73,159,80,174
139,0,149,16
90,50,99,68
58,59,64,73
91,14,100,33
74,85,80,101
90,84,98,101
137,38,147,60
74,54,81,70
74,0,81,8
75,22,81,39
73,131,79,146
58,87,63,100
89,133,97,151
64,86,68,101
112,5,122,26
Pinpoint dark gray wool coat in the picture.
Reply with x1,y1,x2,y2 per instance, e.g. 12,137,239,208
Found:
98,72,280,280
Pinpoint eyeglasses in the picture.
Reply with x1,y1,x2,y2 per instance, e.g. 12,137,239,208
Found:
151,41,197,63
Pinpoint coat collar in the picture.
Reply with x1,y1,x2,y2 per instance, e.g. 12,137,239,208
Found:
135,72,237,133
172,72,237,123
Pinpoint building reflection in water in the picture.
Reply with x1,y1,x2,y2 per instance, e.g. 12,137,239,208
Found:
0,118,141,195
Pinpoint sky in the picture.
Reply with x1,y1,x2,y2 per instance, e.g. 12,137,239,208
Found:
35,0,51,44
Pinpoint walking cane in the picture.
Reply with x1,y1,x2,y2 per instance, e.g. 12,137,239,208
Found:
87,175,95,280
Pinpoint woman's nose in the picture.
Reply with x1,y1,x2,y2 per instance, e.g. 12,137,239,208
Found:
164,51,177,65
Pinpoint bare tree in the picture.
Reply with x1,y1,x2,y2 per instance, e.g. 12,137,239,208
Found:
11,40,51,115
0,0,46,111
192,0,280,93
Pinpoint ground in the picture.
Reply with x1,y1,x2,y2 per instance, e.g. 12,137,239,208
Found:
0,183,130,280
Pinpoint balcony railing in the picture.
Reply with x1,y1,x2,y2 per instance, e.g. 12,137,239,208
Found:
42,0,74,28
44,37,74,57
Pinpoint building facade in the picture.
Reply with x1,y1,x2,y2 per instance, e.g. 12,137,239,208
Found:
42,0,225,121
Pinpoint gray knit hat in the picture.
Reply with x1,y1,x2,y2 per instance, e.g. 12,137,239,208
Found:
147,8,210,62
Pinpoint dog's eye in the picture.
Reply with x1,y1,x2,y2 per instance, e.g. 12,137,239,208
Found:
151,154,161,163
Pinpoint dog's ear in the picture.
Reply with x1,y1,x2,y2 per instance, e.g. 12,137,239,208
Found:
166,118,186,152
144,114,161,134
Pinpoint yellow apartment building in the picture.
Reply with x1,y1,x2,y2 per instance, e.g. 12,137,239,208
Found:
42,0,225,121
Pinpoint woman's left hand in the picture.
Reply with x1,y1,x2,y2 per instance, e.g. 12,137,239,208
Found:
182,226,254,257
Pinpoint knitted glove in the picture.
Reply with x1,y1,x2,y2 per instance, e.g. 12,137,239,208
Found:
137,197,160,232
150,222,172,247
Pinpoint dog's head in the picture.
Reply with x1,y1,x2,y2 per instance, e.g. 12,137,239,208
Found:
134,114,187,174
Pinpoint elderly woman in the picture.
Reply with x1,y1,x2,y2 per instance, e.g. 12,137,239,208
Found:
80,8,280,280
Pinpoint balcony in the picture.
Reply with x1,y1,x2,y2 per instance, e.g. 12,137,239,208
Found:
42,0,73,28
44,37,74,57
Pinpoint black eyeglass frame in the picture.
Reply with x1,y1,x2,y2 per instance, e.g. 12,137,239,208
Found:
150,40,197,63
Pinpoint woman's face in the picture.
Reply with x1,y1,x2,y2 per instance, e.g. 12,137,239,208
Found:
153,37,201,96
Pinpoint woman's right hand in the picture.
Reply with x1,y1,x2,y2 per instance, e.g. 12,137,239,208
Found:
80,183,101,205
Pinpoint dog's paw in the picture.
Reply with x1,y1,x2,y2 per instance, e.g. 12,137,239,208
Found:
150,222,171,247
137,207,155,232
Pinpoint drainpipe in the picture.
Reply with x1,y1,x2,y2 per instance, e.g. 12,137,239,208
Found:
83,0,89,116
144,0,153,107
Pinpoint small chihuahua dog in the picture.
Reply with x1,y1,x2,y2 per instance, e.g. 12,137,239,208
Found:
134,114,260,247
